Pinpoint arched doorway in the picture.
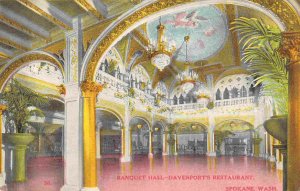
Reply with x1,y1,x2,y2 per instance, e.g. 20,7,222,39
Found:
96,109,122,159
130,117,151,156
177,123,207,155
0,57,65,186
152,121,165,155
215,120,254,156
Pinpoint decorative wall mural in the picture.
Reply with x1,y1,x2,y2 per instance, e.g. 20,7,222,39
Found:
147,6,228,62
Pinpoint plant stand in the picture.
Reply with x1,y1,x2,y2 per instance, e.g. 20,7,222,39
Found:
3,133,35,182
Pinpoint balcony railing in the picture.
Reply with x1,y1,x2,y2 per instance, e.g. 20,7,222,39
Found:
171,102,207,111
215,97,255,107
95,71,258,111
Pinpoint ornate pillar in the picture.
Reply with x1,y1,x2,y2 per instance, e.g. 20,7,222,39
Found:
174,133,178,155
280,31,300,191
81,80,103,190
121,97,131,162
61,17,84,191
96,130,101,159
253,137,262,157
207,111,216,156
148,130,153,158
162,131,168,155
0,105,6,187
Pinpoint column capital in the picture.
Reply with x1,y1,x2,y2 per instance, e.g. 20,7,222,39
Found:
57,84,66,95
280,31,300,64
80,80,103,95
0,104,7,114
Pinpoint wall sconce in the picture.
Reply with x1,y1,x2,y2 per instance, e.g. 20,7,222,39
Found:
137,124,142,129
155,127,159,132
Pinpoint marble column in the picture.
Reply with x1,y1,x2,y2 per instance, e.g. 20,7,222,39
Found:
121,98,131,162
120,128,131,162
148,130,153,158
162,131,168,155
0,105,7,187
174,133,178,155
96,131,101,159
207,111,216,156
281,31,300,191
81,81,102,191
61,17,84,191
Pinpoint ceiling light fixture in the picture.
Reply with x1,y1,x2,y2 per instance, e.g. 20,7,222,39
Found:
147,17,176,71
176,36,199,94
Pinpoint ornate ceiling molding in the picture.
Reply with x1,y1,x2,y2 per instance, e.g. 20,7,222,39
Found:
17,0,72,30
0,51,64,92
0,14,48,41
0,37,29,52
82,0,300,83
74,0,104,20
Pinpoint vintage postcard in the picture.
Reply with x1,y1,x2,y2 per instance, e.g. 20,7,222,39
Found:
0,0,299,191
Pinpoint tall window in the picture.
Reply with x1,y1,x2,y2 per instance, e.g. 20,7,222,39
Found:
216,89,221,100
231,87,239,98
223,88,230,99
240,86,247,97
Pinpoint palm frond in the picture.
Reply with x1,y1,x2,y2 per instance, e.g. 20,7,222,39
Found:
231,17,288,115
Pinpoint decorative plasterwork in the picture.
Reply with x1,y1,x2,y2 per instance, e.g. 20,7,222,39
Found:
0,51,64,92
81,80,103,94
280,31,300,64
82,0,300,82
71,38,79,82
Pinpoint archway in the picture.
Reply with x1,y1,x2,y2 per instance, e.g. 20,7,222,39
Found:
76,0,300,190
0,56,65,185
152,121,165,155
176,123,207,155
215,120,254,156
130,117,151,156
96,109,123,159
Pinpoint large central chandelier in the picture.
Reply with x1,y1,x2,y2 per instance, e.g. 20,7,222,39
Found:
147,18,176,71
176,36,199,94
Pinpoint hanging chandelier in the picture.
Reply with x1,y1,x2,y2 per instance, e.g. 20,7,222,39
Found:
194,82,211,101
176,36,199,94
147,18,176,71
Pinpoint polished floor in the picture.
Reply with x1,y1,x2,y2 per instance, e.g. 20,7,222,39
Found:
2,155,282,191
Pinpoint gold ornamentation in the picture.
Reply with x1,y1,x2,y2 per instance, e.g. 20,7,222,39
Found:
280,31,300,64
80,80,103,94
71,38,79,82
0,105,7,114
84,0,300,81
56,84,66,95
0,37,29,51
0,52,11,59
0,14,48,40
17,0,72,30
0,53,64,91
251,0,300,31
74,0,103,20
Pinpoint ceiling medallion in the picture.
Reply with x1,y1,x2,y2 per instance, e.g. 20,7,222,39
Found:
176,36,199,94
147,18,176,71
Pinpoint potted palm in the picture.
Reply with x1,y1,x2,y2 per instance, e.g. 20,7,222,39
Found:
0,79,49,182
231,17,288,190
231,17,288,143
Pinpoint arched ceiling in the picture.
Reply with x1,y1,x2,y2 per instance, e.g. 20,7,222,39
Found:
111,4,281,93
147,5,228,62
